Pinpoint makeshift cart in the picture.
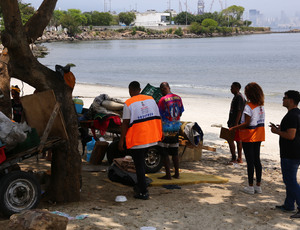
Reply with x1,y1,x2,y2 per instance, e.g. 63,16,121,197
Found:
0,90,67,216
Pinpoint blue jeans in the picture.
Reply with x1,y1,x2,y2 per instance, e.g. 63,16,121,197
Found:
281,158,300,210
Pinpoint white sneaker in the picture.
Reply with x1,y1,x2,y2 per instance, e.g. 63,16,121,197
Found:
254,185,262,194
242,186,255,194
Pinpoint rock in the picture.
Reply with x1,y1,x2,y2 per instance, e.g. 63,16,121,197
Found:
5,209,68,230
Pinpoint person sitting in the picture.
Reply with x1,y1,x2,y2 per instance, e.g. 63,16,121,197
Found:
11,85,23,123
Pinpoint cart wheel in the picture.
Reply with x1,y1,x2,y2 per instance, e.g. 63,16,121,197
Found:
145,146,163,173
0,171,41,216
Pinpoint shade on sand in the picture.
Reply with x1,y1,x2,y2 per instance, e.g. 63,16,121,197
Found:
147,172,229,186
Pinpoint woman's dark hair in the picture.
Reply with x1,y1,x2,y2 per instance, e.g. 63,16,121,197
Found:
244,82,264,106
285,90,300,105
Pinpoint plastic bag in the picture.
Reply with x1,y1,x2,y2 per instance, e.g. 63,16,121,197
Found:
0,112,31,149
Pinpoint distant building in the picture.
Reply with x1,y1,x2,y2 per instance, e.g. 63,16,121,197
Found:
134,10,171,26
249,9,263,26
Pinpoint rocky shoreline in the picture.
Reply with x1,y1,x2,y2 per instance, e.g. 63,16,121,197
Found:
37,28,272,43
2,27,299,58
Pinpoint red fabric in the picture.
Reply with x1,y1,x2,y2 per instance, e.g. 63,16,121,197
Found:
93,116,121,135
0,147,6,164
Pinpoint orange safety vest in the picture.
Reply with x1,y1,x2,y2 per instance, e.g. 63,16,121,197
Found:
125,94,162,149
239,102,265,142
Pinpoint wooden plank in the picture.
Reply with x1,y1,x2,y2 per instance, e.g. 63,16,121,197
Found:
202,145,216,152
20,90,68,139
37,102,60,153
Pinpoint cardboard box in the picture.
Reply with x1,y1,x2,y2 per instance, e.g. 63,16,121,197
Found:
220,127,235,142
179,141,203,162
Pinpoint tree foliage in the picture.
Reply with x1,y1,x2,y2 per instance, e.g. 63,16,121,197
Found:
118,12,136,26
189,22,202,34
59,9,86,35
201,18,218,28
18,2,35,24
49,9,64,27
90,11,113,26
221,5,245,21
174,12,195,25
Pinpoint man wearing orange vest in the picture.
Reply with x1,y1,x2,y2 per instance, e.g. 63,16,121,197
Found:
119,81,163,200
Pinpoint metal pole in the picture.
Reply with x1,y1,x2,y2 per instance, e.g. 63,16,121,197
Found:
185,0,187,25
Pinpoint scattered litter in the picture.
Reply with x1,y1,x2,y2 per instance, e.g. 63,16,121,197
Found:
233,163,240,168
75,214,89,220
162,184,181,189
211,123,222,128
51,211,89,220
140,227,156,230
115,195,127,202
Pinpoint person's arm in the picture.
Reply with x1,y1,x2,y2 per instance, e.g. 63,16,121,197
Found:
119,119,130,151
229,114,251,131
234,110,243,126
271,126,296,140
234,96,244,126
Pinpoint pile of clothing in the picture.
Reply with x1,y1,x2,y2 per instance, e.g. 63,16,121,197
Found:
80,94,124,135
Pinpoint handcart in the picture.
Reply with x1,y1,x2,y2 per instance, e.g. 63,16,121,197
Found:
0,90,66,216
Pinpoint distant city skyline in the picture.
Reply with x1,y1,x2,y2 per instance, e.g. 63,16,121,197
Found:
25,0,300,18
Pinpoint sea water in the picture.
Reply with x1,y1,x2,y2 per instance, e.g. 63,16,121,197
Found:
39,33,300,104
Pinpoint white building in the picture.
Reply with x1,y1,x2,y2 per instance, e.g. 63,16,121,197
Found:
134,10,171,26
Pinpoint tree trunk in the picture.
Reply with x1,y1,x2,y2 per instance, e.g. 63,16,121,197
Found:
0,0,81,202
0,51,11,118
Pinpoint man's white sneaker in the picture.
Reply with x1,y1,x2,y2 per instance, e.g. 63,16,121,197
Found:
242,186,255,194
254,186,262,194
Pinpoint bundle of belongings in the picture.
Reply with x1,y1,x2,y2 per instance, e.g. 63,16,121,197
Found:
0,112,40,159
179,121,204,146
80,94,124,135
108,157,152,186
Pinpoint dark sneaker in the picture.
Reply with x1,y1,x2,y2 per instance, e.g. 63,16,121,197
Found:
275,205,295,212
134,192,149,200
290,210,300,218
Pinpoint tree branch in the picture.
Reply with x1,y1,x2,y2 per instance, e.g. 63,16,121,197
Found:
25,0,58,43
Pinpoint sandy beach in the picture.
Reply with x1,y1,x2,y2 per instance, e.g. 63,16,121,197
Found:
7,79,300,229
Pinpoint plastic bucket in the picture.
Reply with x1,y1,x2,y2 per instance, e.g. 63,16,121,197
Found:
73,98,83,114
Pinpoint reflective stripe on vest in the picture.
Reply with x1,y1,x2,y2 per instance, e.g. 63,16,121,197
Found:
125,95,162,149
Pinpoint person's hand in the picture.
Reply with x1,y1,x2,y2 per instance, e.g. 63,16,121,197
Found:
270,126,278,134
229,127,235,132
161,132,165,141
118,139,124,151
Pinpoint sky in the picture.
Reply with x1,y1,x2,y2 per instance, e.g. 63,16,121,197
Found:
25,0,300,18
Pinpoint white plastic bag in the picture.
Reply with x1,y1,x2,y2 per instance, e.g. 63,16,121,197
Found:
0,112,31,148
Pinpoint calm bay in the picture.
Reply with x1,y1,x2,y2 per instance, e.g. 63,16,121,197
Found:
39,33,300,104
